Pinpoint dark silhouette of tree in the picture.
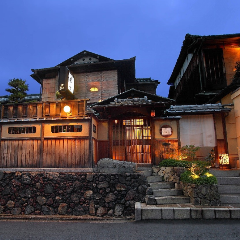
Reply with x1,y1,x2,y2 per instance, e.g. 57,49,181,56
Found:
6,78,29,102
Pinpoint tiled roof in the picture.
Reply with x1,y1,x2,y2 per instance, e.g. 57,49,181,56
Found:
166,103,231,114
136,78,158,83
93,88,174,107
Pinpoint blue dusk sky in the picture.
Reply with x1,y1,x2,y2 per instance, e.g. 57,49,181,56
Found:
1,0,240,98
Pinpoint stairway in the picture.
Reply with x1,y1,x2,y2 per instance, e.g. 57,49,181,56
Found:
135,168,240,220
210,169,240,207
145,175,190,205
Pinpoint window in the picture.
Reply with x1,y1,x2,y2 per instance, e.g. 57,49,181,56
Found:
8,126,36,134
51,125,82,133
93,124,96,133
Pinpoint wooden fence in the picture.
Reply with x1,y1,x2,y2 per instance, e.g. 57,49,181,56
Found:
0,138,91,168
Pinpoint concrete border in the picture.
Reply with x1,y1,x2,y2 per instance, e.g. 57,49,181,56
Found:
135,203,240,221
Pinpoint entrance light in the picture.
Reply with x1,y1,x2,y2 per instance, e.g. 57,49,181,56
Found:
63,105,71,113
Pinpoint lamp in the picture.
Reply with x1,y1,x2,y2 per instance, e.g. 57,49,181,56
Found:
63,105,71,113
219,153,229,165
151,110,155,117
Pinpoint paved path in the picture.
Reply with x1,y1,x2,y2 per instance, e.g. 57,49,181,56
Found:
0,219,240,240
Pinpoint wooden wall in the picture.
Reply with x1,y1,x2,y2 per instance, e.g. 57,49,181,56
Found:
43,138,90,168
0,138,91,168
0,139,41,168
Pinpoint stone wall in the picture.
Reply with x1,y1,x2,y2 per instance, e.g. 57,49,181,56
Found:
0,171,147,218
181,182,221,206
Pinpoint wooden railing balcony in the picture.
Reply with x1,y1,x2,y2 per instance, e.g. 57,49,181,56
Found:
0,100,88,120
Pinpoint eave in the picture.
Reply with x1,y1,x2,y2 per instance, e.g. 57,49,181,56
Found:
167,33,240,85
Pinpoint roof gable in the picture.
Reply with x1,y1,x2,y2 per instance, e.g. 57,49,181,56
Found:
57,50,113,67
94,88,174,106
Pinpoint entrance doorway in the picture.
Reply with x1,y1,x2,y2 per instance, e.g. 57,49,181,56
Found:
112,119,151,163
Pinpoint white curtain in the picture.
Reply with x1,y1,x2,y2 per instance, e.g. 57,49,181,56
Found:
180,115,216,147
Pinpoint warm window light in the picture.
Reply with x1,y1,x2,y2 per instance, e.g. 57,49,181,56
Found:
90,87,98,92
63,105,71,113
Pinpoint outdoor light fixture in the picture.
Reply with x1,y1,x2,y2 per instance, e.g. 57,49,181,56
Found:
219,153,230,165
63,105,71,113
151,110,155,117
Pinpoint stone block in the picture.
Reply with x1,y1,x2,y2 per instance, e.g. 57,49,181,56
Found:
135,202,142,221
162,207,174,219
142,207,162,220
202,208,215,219
191,208,202,219
174,208,190,219
215,208,230,219
94,158,136,174
230,209,240,219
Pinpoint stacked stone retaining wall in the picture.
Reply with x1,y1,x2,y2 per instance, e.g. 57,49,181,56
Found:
0,171,147,218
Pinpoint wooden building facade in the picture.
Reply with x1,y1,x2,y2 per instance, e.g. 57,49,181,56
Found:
0,49,236,168
167,33,240,168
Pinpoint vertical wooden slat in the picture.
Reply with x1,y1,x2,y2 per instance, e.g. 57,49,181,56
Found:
64,139,68,168
59,139,64,168
55,139,60,167
40,123,44,168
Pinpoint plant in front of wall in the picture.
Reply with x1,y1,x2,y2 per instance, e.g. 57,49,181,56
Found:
180,170,217,185
159,159,191,168
205,148,215,167
179,145,200,161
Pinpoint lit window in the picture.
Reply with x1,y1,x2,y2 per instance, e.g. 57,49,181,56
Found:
51,125,82,133
8,127,36,134
90,87,98,92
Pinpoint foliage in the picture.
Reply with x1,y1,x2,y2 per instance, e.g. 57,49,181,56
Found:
6,78,29,102
180,170,217,185
180,145,200,161
205,149,215,167
234,61,240,80
159,159,191,168
159,158,210,169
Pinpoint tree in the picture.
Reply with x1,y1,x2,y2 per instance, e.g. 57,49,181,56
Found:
6,78,29,102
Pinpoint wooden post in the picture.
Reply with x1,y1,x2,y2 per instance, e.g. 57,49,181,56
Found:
151,118,155,165
176,119,181,155
0,125,2,167
89,118,93,168
109,118,113,159
40,123,44,168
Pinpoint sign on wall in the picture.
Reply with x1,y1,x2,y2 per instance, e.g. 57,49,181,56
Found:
160,125,173,137
68,72,74,93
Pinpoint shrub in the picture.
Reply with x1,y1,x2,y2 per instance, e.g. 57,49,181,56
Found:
180,170,217,185
180,145,200,161
159,159,191,168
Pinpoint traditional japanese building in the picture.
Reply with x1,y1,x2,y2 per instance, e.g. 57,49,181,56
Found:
168,33,240,168
0,49,235,168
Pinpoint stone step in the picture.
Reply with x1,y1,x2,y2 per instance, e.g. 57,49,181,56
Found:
147,175,163,183
149,182,175,190
218,185,240,194
217,177,240,185
210,169,240,177
220,194,240,204
153,189,183,197
155,196,190,205
135,202,240,220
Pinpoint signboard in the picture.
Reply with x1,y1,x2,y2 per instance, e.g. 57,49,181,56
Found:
160,125,173,137
68,72,74,93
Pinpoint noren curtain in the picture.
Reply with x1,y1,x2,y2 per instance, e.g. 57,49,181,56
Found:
179,115,216,147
